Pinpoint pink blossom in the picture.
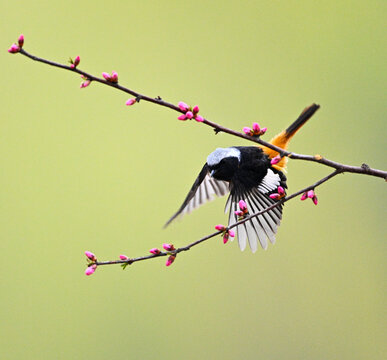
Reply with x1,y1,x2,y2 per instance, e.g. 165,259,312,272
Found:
238,200,248,212
223,233,230,244
18,34,24,48
300,190,318,205
243,123,267,136
228,230,235,238
85,251,96,261
243,127,252,135
192,105,199,114
163,243,175,251
8,44,20,54
215,224,226,231
252,122,260,133
85,264,97,276
185,111,193,119
271,155,281,165
149,248,161,255
194,115,204,122
234,210,244,217
119,254,129,260
269,193,280,200
110,71,118,83
278,186,285,195
102,72,111,81
70,55,80,69
166,255,176,267
126,98,136,106
178,114,187,121
80,80,91,88
178,102,190,112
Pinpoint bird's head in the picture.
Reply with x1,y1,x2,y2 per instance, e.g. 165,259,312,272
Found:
207,147,241,181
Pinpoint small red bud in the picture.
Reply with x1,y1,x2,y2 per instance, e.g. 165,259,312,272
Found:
85,264,97,276
8,44,20,54
163,243,175,251
178,102,190,112
18,34,24,48
166,255,176,267
149,248,161,255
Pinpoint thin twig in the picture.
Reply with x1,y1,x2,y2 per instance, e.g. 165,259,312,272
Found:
8,43,386,272
18,48,387,180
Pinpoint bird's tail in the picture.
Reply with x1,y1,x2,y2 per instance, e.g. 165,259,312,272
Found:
261,104,320,171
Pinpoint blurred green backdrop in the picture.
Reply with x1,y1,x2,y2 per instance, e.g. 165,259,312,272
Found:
1,1,386,359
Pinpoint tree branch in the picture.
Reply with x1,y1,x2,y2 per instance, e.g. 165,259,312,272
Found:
7,37,386,274
17,48,387,180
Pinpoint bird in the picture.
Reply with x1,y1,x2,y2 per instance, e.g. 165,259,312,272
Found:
165,104,320,252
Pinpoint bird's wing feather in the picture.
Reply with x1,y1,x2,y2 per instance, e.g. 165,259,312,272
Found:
228,169,284,252
164,164,229,227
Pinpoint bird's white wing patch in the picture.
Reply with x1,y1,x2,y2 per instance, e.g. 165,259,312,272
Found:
182,175,229,216
258,169,281,193
227,184,283,253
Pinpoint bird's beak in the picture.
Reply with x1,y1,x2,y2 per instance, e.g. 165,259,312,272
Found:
210,170,215,177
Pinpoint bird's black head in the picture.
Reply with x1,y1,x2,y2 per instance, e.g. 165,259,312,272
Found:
207,147,241,182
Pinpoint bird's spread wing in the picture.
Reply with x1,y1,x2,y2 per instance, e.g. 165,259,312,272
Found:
225,169,285,252
164,164,229,227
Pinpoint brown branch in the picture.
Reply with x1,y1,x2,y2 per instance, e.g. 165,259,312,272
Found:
16,48,387,180
95,169,341,268
8,39,386,274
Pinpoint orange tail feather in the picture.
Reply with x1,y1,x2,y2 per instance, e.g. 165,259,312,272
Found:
260,104,320,171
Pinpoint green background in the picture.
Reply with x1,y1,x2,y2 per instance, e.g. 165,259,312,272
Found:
1,1,386,359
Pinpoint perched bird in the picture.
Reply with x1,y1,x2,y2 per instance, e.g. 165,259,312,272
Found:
165,104,320,252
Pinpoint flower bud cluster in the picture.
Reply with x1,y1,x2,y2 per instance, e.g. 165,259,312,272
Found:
177,102,204,122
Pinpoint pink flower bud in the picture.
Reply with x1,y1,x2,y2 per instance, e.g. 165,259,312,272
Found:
312,195,318,205
119,254,129,260
178,102,190,112
260,127,267,135
18,34,24,48
234,210,244,216
85,264,97,276
166,255,176,267
102,72,111,81
70,55,80,69
85,251,96,261
252,122,260,133
194,115,204,122
192,105,199,114
243,127,252,135
271,155,281,165
163,243,175,251
178,114,187,120
228,230,235,238
238,200,247,212
215,224,226,231
126,98,136,106
8,44,20,54
300,192,308,201
110,71,118,83
223,233,229,244
269,193,279,200
149,248,161,255
307,190,315,198
277,186,285,196
185,111,194,119
80,80,91,88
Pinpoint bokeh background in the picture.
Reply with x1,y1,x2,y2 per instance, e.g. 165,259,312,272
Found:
1,1,386,359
